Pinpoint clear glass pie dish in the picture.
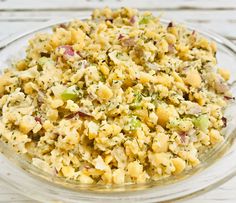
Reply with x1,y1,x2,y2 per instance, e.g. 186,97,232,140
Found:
0,17,236,203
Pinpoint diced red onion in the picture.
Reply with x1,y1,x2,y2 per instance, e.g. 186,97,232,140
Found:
179,132,187,143
215,78,229,94
224,96,235,100
222,117,227,128
118,34,125,40
34,117,42,124
58,24,67,29
130,16,136,24
65,110,93,119
186,104,201,116
167,22,173,28
121,38,135,47
59,45,74,56
168,44,175,54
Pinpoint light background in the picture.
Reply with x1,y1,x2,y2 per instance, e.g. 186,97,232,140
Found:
0,0,236,202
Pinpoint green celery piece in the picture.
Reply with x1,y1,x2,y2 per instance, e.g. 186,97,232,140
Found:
38,57,50,67
61,85,79,101
194,115,210,133
130,117,141,130
129,103,142,110
139,15,153,25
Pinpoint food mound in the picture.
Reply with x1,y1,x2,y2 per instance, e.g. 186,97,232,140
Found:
0,8,232,184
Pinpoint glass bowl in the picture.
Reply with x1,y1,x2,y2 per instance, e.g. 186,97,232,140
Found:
0,17,236,203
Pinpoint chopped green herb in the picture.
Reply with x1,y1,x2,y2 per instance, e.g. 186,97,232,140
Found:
134,92,142,103
99,71,106,82
129,92,142,110
116,52,123,58
116,52,128,61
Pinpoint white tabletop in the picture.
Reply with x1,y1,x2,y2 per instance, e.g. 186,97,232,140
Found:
0,0,236,202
